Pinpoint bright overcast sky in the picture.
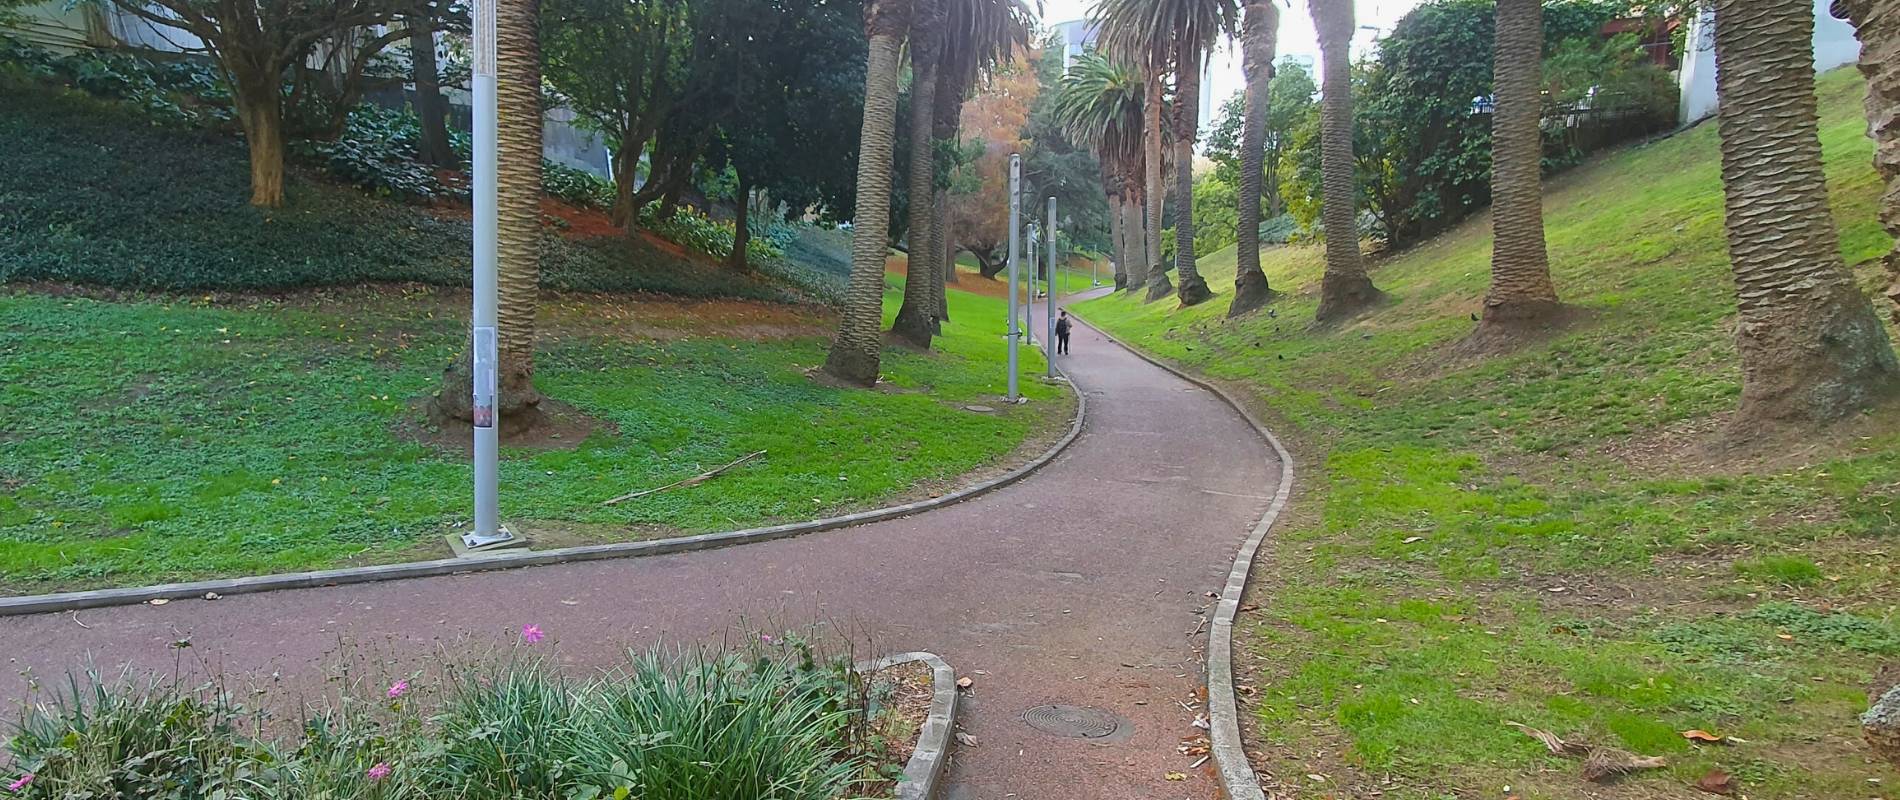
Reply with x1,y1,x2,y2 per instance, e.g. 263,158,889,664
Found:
1039,0,1426,120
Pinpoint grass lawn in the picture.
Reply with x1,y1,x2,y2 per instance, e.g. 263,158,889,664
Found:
1077,67,1900,798
0,281,1065,594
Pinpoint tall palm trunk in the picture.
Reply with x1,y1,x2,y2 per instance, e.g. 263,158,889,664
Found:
1120,188,1145,291
824,0,911,385
1228,0,1278,317
1171,40,1213,306
1478,0,1561,332
1104,182,1127,289
1138,67,1168,298
932,74,964,324
495,0,544,414
893,0,944,348
1309,0,1381,323
1712,0,1899,426
1838,0,1900,317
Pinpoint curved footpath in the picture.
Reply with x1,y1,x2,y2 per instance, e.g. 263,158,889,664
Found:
0,313,1280,799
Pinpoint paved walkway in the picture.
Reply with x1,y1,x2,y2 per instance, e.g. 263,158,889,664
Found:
0,316,1278,799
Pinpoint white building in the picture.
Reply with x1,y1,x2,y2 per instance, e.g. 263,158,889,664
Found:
1678,0,1861,125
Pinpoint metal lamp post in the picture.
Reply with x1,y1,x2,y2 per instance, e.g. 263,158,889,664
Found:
1005,154,1021,402
462,0,512,550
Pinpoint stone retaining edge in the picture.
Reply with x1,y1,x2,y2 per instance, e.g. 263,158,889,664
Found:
1068,313,1292,800
858,651,960,800
0,374,1087,617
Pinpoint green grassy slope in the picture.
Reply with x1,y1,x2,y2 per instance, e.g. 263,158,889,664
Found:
1079,68,1900,798
0,282,1060,593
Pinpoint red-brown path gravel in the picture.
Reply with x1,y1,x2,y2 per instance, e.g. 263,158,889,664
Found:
0,315,1279,799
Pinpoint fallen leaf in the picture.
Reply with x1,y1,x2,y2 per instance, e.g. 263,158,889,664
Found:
1165,772,1187,781
1191,714,1210,730
1402,536,1425,544
1777,633,1795,641
202,592,220,601
1681,729,1732,744
148,598,170,606
956,677,974,689
1695,769,1735,795
954,732,978,748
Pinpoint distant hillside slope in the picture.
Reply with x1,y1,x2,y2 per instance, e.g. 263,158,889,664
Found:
0,78,824,303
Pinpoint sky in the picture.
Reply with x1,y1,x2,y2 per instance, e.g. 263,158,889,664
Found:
1039,0,1426,124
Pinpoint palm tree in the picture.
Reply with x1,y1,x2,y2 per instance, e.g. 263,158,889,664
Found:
1308,0,1382,323
1475,0,1561,336
927,0,1032,325
892,0,946,348
823,0,914,385
1055,51,1146,292
1710,0,1899,426
1095,0,1235,306
496,0,544,417
1834,0,1900,320
1227,0,1278,317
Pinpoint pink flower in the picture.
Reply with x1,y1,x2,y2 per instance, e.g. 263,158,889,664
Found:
7,773,32,792
366,762,392,781
759,633,776,645
386,679,409,699
521,624,544,644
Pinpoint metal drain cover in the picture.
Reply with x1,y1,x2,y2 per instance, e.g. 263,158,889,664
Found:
1021,704,1125,739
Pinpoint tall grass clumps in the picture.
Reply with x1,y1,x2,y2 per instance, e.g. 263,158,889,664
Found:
4,639,897,800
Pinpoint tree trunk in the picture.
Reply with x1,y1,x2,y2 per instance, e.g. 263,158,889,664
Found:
233,78,286,208
1136,66,1165,295
1712,0,1900,427
410,13,455,167
1838,0,1900,319
1172,42,1213,306
973,247,1005,279
824,1,908,386
1310,0,1383,323
729,169,752,271
1106,187,1127,289
610,132,645,229
1478,0,1562,333
1229,0,1279,318
495,0,544,415
893,0,944,349
1120,191,1143,292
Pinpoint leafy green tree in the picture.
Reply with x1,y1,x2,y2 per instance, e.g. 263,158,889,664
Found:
1205,57,1313,218
542,0,687,227
105,0,407,206
1023,38,1111,258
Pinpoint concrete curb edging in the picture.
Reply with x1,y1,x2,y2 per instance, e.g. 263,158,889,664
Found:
857,651,959,800
0,383,1086,618
1069,314,1292,800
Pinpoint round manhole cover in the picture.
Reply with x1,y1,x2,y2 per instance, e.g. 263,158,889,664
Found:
1021,704,1125,739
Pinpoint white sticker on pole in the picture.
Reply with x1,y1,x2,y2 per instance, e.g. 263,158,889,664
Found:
471,326,498,429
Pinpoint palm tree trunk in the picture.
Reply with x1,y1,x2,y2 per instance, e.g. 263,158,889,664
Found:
1105,185,1127,289
1172,41,1212,306
1120,191,1144,291
1712,0,1900,426
1229,0,1278,318
893,0,944,348
495,0,544,416
1838,0,1900,318
1478,0,1561,332
824,0,909,385
1137,67,1167,297
1310,0,1382,323
932,71,963,324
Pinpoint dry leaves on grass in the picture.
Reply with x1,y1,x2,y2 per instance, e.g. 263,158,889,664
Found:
1505,722,1668,784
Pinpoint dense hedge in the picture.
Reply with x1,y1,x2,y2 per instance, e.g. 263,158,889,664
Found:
0,80,798,301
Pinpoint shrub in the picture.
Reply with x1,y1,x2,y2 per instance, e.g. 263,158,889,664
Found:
0,34,231,127
297,105,453,201
639,205,784,262
544,161,617,210
3,642,879,800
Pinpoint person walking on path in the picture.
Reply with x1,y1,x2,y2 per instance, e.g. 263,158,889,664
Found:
1055,310,1073,355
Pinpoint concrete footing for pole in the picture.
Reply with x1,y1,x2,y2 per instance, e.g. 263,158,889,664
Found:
448,527,529,557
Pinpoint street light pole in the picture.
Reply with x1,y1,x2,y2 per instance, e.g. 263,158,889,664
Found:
462,0,511,549
1025,224,1036,347
1046,195,1056,377
1005,154,1021,402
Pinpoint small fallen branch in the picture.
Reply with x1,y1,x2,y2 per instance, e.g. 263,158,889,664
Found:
602,450,766,506
1506,722,1667,783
